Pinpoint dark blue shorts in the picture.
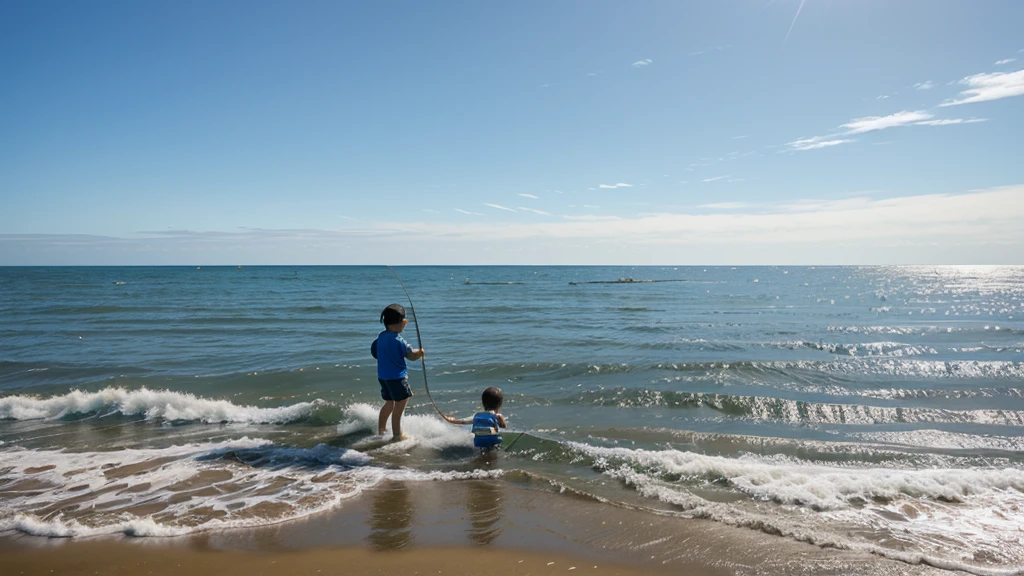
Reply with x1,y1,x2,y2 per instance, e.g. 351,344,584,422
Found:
379,377,412,402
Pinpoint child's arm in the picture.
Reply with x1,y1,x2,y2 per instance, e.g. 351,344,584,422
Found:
406,348,424,360
444,415,472,424
496,413,508,428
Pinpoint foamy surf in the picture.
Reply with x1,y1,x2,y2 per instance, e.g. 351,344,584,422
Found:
0,387,327,423
338,402,480,450
567,442,1024,575
0,436,502,539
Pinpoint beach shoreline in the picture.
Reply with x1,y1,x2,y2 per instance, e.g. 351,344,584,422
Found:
0,479,957,576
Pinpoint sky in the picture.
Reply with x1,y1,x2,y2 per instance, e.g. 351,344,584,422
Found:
1,0,1022,265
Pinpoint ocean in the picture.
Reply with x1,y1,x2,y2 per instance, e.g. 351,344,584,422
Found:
1,265,1022,574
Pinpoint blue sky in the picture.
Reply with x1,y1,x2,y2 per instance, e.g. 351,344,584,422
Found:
1,0,1022,265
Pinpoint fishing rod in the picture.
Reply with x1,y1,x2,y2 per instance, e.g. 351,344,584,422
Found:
387,265,450,421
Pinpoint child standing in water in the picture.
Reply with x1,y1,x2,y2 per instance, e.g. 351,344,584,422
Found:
371,303,424,440
446,386,508,449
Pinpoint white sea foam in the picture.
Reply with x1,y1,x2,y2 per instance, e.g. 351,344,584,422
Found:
574,443,1024,509
338,402,479,450
849,428,1024,452
0,387,324,423
0,434,500,540
609,467,1024,576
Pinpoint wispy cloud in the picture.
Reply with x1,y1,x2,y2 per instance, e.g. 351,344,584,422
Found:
940,70,1024,106
732,135,749,139
688,46,728,57
484,203,517,212
783,0,807,45
631,59,652,68
788,137,855,151
598,183,633,189
518,193,539,199
915,118,987,126
455,208,483,216
841,110,933,134
787,109,967,152
876,95,890,100
914,81,936,90
702,176,730,183
995,58,1017,65
517,207,551,216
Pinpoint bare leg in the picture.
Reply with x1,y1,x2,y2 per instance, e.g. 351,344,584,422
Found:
378,400,395,435
391,398,410,438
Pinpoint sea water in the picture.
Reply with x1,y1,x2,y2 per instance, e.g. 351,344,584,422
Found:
1,266,1022,573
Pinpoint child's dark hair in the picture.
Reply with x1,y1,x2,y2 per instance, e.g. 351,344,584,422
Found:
380,303,406,325
481,386,503,411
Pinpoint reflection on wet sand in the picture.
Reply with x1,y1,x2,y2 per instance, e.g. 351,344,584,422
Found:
466,479,505,546
366,480,413,550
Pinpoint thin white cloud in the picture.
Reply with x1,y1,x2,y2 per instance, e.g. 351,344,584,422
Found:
940,69,1024,106
688,46,728,57
995,58,1017,65
914,81,936,90
518,193,539,199
340,216,359,221
632,59,652,68
783,0,807,45
699,202,751,210
788,137,854,151
841,110,933,134
484,203,517,212
703,176,730,183
598,183,633,189
876,95,889,100
915,118,987,126
455,208,483,216
788,106,992,152
732,135,749,139
517,207,551,216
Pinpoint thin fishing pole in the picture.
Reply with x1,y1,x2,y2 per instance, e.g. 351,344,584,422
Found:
387,265,450,421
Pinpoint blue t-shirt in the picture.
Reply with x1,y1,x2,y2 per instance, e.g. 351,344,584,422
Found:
472,411,504,448
375,330,414,380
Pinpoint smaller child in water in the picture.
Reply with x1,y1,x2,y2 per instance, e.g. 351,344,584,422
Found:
446,386,508,449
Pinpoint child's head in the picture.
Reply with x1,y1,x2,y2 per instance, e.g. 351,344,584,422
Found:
481,386,503,411
380,303,407,332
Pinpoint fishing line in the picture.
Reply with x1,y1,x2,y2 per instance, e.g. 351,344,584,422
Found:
387,265,451,421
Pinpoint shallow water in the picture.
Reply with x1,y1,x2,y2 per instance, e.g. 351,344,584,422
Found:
1,265,1023,574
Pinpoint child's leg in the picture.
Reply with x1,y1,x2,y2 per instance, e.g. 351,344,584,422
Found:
391,398,409,438
378,400,395,435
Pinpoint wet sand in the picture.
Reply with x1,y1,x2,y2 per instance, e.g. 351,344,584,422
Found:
2,543,677,576
0,479,952,576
